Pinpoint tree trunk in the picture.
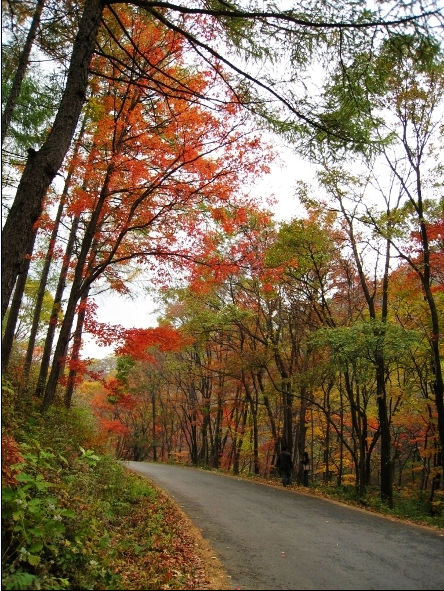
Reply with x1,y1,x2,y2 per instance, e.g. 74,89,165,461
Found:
40,158,111,410
297,384,308,483
64,286,90,408
376,350,393,506
35,214,80,398
152,387,157,462
24,118,86,383
1,0,103,319
342,198,393,505
1,255,32,374
23,196,66,382
423,281,444,480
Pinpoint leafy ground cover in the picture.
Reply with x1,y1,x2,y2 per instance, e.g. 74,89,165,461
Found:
1,397,230,591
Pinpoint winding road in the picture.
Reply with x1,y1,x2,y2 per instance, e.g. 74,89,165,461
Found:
124,461,444,590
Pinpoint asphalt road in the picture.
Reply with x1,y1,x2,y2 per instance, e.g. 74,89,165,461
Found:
124,461,444,590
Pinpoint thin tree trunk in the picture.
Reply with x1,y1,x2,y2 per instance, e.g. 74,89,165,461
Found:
41,171,110,411
64,286,90,408
297,384,308,483
35,215,80,398
1,255,32,374
23,196,67,381
423,281,444,480
242,370,260,474
24,118,87,382
152,387,157,462
340,198,393,506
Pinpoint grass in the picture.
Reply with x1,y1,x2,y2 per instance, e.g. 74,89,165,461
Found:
1,398,222,590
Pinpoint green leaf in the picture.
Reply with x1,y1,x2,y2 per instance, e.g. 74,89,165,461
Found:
26,554,40,566
15,472,34,484
28,542,43,553
1,571,38,590
27,498,42,513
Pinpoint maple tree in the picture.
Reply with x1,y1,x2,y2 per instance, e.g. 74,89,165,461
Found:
37,8,272,411
2,0,440,318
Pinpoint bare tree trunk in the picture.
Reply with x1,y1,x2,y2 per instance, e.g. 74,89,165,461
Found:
1,255,32,373
1,0,103,319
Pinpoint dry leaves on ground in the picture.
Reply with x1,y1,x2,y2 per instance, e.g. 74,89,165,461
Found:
104,474,232,590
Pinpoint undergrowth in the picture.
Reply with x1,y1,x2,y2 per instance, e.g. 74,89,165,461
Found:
1,391,213,590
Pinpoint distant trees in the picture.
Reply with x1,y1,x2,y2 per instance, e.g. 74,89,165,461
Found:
93,193,441,507
311,31,444,502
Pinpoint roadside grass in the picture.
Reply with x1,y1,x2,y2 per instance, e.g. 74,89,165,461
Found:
1,395,217,591
316,482,444,530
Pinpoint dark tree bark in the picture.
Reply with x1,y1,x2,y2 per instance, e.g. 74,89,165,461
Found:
1,254,32,374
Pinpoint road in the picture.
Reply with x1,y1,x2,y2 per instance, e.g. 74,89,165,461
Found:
124,461,444,590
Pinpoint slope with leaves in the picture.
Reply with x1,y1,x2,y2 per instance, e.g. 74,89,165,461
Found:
1,390,231,590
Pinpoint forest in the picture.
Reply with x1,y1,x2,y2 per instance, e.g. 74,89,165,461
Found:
2,1,444,588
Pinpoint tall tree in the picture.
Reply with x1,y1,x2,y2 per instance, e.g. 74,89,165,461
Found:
1,0,46,144
39,10,271,410
317,32,444,483
2,0,438,319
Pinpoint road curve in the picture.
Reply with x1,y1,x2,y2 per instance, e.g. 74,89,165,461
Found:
124,461,444,591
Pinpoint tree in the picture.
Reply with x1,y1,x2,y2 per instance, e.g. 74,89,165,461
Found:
316,31,444,485
1,0,46,144
3,0,439,319
38,9,271,410
1,0,102,319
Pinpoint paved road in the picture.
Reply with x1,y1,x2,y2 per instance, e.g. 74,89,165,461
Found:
124,461,444,590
